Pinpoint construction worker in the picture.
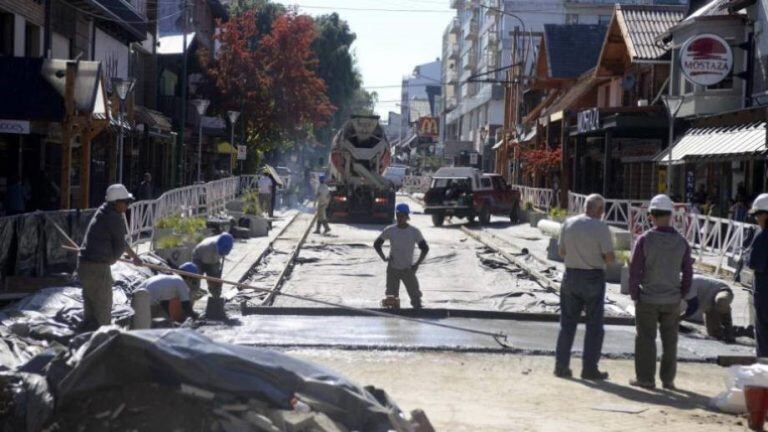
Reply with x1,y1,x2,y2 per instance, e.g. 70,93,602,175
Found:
555,193,614,380
315,175,331,235
258,172,273,217
192,233,233,300
136,262,200,322
681,275,735,342
629,194,693,390
77,184,142,330
374,203,429,309
748,193,768,356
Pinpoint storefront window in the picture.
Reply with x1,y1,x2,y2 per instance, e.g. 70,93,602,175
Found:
0,12,13,56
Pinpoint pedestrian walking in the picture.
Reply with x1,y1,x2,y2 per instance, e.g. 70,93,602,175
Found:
135,262,200,321
681,275,735,343
258,173,273,217
137,172,154,201
269,173,277,218
554,194,615,380
629,194,693,390
748,193,768,356
193,233,234,319
315,175,331,234
374,203,429,309
77,184,142,330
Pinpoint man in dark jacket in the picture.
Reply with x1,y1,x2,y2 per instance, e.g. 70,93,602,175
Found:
78,184,142,330
748,193,768,356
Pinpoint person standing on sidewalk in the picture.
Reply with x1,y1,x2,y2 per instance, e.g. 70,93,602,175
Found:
748,193,768,356
554,194,615,380
314,175,331,234
629,194,693,390
258,173,273,217
374,203,429,309
78,184,142,330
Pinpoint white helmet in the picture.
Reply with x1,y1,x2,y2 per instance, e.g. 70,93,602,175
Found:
750,193,768,214
649,194,674,212
105,184,134,202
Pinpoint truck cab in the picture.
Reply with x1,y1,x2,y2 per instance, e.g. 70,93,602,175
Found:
423,168,519,226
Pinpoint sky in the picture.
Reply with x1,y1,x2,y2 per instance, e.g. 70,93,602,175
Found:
291,0,453,119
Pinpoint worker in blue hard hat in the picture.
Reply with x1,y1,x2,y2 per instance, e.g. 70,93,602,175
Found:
374,203,429,309
135,262,201,321
192,233,233,300
315,175,331,235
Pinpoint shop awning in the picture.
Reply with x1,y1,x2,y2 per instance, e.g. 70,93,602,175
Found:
217,141,237,154
135,106,172,132
654,122,767,164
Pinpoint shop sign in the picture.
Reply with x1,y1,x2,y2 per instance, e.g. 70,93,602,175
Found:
237,145,247,160
680,34,733,86
417,116,439,138
577,108,600,134
0,120,30,135
685,169,696,203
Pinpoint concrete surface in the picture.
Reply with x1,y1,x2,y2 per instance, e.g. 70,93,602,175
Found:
288,349,748,432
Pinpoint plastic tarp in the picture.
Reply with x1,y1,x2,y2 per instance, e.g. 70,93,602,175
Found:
712,364,768,414
51,328,410,432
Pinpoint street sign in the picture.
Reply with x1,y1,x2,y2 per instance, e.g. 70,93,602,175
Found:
0,119,30,134
417,116,439,138
237,145,247,160
680,34,733,86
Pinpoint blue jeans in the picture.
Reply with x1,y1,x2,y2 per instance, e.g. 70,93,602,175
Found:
555,268,606,372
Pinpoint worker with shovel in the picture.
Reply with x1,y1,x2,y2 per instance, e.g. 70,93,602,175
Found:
77,184,142,330
374,203,429,309
629,194,693,390
193,233,234,319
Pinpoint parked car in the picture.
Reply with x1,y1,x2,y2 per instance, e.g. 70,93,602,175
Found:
383,164,410,189
423,167,520,226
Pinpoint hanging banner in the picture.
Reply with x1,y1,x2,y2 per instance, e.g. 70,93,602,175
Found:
680,34,733,86
0,120,30,134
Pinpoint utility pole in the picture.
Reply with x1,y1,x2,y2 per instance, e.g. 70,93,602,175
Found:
177,0,190,186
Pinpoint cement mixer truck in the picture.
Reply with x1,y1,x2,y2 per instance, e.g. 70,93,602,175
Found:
327,115,396,222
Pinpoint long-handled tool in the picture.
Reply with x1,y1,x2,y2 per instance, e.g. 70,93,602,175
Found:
50,216,513,348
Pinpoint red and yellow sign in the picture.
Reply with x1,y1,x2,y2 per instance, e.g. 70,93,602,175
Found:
417,116,439,138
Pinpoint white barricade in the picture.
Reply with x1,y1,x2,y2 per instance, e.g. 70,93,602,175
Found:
511,185,554,212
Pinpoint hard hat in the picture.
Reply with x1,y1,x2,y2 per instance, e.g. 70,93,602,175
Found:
648,194,674,212
179,262,200,275
216,233,234,256
750,193,768,214
105,184,134,202
395,203,410,214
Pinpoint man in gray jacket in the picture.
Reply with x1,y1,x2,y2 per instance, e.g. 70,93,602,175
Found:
629,194,693,390
78,184,142,330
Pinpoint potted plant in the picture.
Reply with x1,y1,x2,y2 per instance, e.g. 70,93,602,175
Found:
153,235,192,268
527,202,548,228
239,190,270,237
615,250,632,294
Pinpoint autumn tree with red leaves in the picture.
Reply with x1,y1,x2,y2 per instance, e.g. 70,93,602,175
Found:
202,8,335,160
520,147,562,177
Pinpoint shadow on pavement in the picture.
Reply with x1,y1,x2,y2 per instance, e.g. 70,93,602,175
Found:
576,378,713,411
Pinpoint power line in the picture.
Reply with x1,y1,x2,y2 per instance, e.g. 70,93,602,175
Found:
292,4,452,13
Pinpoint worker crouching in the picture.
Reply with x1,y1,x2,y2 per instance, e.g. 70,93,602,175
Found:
681,275,735,343
193,233,234,319
132,262,201,328
374,203,429,309
77,184,142,330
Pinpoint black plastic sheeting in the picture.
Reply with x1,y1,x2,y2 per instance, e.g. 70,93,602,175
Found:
0,209,96,286
48,328,411,432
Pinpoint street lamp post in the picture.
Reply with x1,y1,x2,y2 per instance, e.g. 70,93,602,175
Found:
662,95,684,195
111,77,136,184
192,99,210,183
227,110,240,176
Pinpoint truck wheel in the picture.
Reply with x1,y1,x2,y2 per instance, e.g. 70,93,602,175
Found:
479,207,491,225
510,204,519,224
432,213,445,227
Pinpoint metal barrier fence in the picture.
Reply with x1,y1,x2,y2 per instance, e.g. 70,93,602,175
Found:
511,185,555,212
629,205,755,275
568,192,646,229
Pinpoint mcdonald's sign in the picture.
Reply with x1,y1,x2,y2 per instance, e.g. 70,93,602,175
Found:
417,116,439,138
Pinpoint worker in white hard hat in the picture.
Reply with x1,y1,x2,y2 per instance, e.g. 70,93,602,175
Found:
628,194,693,390
681,275,735,343
748,193,768,356
77,184,142,330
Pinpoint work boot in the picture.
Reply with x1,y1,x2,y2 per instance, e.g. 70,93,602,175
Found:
554,367,573,379
662,381,677,390
581,369,609,381
629,379,656,389
323,223,331,234
205,297,227,321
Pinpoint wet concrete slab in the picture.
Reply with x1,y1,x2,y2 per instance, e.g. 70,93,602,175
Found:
197,314,755,361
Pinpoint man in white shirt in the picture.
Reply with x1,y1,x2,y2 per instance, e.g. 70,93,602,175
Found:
374,203,429,309
135,262,200,321
258,173,273,217
315,175,331,234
